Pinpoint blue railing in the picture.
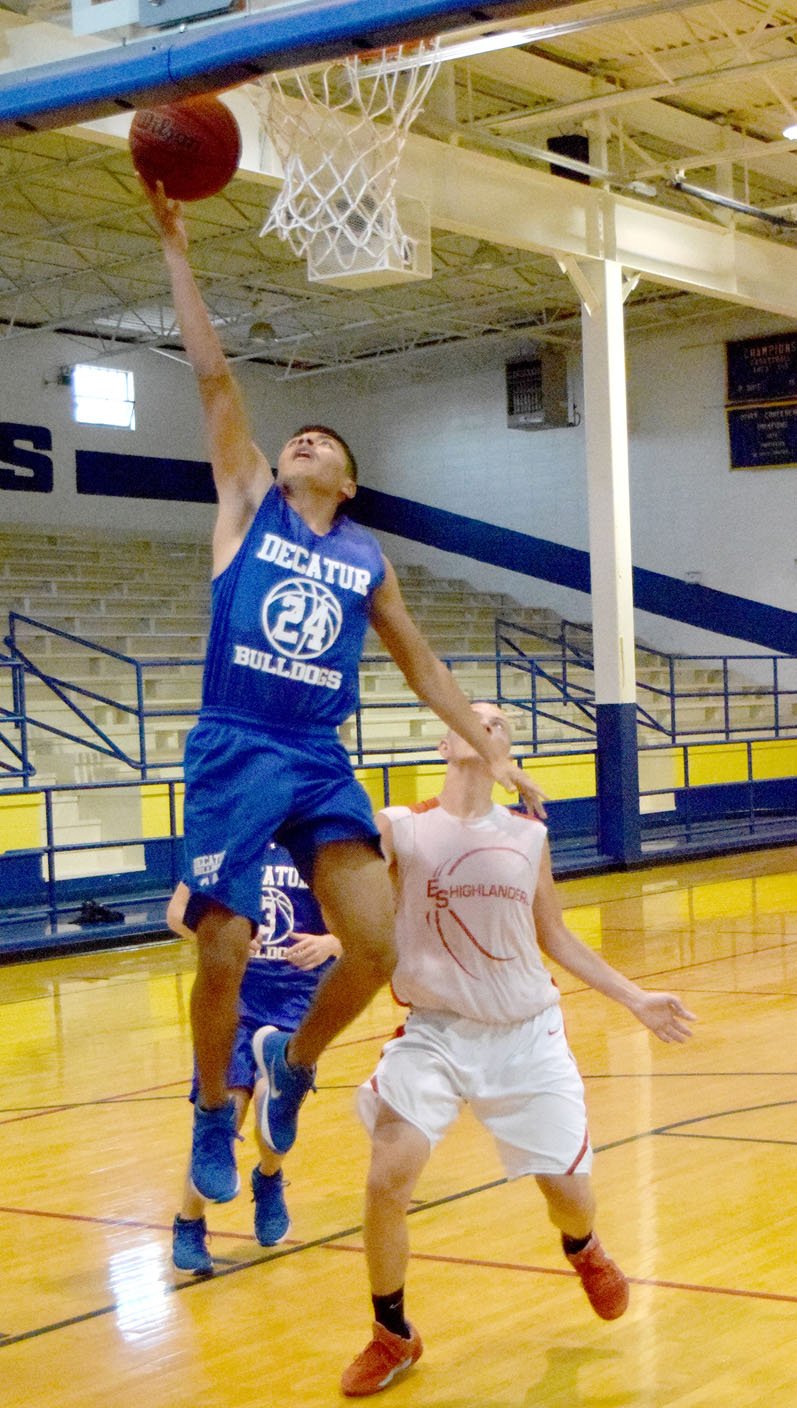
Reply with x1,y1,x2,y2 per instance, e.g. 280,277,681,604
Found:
5,613,203,778
495,616,797,745
4,612,797,785
1,735,795,943
0,653,33,783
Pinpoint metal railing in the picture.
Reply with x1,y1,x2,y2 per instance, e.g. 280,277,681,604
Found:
5,613,203,778
2,733,795,938
495,616,797,746
4,612,796,787
0,653,33,783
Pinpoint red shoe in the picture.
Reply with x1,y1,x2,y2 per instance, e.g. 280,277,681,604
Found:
341,1323,423,1397
566,1234,629,1320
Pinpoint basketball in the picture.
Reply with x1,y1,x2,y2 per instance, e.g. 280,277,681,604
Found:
130,95,242,202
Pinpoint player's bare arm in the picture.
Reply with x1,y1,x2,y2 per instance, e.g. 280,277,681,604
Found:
143,179,271,570
533,841,696,1044
370,561,546,818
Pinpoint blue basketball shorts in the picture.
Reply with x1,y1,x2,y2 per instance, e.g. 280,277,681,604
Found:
188,1015,293,1102
182,714,381,926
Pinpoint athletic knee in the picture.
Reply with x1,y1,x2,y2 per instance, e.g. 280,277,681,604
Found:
337,931,396,987
366,1156,415,1211
195,910,251,980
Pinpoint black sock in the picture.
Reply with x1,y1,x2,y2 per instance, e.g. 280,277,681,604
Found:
562,1232,593,1256
372,1290,411,1339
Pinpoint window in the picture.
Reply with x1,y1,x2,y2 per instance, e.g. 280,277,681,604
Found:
71,364,135,429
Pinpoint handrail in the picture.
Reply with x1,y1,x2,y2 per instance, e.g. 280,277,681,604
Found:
6,613,203,778
495,615,797,746
2,732,796,932
0,653,33,784
5,610,797,782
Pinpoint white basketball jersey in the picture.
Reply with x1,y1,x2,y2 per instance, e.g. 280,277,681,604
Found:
386,798,560,1024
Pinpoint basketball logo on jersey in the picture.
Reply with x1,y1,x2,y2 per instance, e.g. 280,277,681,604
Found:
258,885,295,945
262,577,342,660
425,846,531,975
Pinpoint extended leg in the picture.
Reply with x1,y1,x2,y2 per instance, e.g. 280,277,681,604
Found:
290,840,397,1068
342,1101,429,1397
189,901,251,1201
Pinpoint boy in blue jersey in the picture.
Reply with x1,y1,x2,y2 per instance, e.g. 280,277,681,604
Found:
145,181,547,1208
168,842,341,1273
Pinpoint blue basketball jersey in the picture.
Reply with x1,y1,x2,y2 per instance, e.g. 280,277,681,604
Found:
238,840,334,1028
202,484,385,728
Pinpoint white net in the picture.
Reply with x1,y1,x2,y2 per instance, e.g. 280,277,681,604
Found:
254,41,441,286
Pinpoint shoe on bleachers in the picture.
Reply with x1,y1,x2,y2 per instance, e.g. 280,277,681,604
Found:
190,1099,240,1203
252,1025,315,1155
565,1234,629,1320
172,1214,213,1275
341,1323,423,1397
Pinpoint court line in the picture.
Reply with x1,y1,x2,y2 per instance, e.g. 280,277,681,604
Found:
664,1131,797,1146
2,1098,796,1348
560,939,797,992
323,1243,797,1306
0,1079,361,1123
2,1068,795,1121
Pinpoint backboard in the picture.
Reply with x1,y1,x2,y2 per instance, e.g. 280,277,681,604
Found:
0,0,565,136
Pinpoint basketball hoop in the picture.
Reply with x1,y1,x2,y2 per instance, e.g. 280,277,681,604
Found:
253,40,441,288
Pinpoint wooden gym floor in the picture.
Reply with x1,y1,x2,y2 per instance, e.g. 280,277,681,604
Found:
1,845,795,1407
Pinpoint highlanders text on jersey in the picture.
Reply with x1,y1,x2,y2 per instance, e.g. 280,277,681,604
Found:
385,799,558,1024
202,483,385,728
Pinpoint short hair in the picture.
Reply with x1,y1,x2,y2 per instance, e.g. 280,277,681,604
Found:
290,424,358,481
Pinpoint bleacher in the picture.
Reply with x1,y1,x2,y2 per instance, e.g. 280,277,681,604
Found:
0,529,795,895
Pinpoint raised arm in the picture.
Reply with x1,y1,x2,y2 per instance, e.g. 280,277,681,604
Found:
532,839,696,1043
143,181,271,570
370,560,547,818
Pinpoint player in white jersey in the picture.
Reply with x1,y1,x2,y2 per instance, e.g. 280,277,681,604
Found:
341,702,696,1398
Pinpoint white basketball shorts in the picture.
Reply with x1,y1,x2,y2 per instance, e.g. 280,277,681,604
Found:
357,1005,592,1179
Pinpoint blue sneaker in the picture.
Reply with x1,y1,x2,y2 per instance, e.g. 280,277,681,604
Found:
251,1165,291,1246
172,1214,213,1275
190,1099,241,1203
252,1025,315,1155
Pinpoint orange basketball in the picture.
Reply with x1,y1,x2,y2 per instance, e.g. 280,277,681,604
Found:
130,94,241,202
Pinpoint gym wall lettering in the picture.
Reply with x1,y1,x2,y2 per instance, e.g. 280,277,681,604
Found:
0,421,216,502
0,422,54,493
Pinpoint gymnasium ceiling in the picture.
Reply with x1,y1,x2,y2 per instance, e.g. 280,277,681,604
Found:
3,0,797,376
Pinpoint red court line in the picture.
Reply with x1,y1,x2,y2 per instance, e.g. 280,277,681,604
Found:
312,1242,797,1306
0,1202,794,1309
0,1202,284,1246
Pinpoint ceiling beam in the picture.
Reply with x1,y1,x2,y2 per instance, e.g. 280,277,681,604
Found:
400,129,797,318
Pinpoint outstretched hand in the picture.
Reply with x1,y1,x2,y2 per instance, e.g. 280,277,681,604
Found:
139,176,188,256
633,991,697,1043
490,757,548,820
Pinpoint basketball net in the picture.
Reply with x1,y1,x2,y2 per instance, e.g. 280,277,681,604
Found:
254,40,441,285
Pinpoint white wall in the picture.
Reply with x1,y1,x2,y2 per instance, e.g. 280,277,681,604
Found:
300,315,797,658
0,330,349,539
1,311,794,662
